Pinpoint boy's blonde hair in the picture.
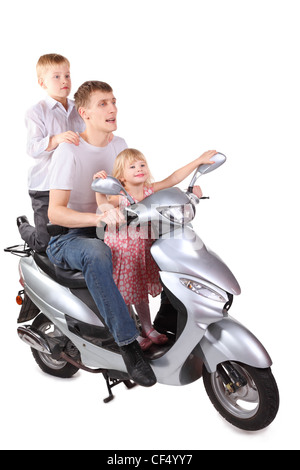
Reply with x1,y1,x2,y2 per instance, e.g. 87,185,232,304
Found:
113,148,154,187
36,53,70,79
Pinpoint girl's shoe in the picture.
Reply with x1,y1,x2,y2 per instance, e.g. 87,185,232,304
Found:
137,335,153,351
145,327,168,345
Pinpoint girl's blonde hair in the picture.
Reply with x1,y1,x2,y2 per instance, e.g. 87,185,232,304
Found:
113,148,154,187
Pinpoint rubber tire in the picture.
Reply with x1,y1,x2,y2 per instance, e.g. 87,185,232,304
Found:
31,313,79,378
203,362,279,431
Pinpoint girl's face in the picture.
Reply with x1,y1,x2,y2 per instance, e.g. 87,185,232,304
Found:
123,159,150,186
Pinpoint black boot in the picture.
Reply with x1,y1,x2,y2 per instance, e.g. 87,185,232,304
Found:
17,215,29,228
120,340,156,387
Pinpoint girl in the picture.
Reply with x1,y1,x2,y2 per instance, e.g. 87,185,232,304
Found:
94,148,216,350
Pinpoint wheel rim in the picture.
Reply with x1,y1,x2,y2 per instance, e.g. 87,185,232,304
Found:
211,362,260,419
36,321,68,370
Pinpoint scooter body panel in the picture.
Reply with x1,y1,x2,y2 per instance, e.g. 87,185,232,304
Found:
150,270,225,385
151,270,271,382
199,316,272,372
159,270,227,326
20,256,105,328
20,256,128,372
151,226,241,296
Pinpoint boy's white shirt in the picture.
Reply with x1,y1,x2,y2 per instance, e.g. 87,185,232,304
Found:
25,96,85,191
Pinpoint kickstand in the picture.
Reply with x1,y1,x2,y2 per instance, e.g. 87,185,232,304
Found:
102,372,115,403
102,372,137,403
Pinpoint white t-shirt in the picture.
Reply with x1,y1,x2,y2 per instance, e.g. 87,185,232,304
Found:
25,96,85,191
49,136,127,213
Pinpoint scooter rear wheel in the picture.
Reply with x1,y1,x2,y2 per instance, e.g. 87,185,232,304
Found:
31,313,79,378
203,361,279,431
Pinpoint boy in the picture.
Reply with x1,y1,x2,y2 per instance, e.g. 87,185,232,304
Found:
17,53,85,252
46,81,156,387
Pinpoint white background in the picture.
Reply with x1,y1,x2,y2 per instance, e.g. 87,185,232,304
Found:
1,0,299,450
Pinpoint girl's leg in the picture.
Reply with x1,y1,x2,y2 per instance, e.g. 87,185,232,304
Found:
127,304,152,351
135,301,168,345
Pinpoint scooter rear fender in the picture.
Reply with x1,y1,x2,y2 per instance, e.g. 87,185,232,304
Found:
199,316,272,373
19,256,105,327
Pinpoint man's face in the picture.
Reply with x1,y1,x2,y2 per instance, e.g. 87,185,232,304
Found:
82,91,118,133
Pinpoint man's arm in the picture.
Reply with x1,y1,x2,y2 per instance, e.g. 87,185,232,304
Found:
48,189,100,228
48,189,125,228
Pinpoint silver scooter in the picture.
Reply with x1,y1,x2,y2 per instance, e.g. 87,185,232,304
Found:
5,153,279,431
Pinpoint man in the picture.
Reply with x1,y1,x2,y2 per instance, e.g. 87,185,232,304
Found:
47,81,156,387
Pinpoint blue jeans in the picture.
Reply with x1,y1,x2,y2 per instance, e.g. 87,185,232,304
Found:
46,228,138,346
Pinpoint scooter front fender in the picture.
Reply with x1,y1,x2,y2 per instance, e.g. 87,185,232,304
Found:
199,316,272,373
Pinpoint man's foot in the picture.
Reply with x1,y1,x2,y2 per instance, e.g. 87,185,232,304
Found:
16,215,29,228
120,340,156,387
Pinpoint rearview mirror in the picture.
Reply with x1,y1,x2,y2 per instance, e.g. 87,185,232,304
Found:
198,152,226,175
188,152,226,191
91,176,135,204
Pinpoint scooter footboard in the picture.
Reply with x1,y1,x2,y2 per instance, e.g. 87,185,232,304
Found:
199,316,272,373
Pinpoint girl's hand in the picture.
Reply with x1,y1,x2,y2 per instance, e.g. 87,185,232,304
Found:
192,185,203,198
198,150,217,166
93,170,107,180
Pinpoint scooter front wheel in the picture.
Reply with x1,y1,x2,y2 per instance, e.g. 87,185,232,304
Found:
31,313,79,378
203,361,279,431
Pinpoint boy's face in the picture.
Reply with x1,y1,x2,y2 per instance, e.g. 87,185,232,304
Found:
80,91,118,134
39,63,71,102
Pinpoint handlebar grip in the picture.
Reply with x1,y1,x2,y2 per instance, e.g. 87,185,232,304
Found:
126,214,138,226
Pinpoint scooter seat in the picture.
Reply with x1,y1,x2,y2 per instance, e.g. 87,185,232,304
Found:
34,252,87,289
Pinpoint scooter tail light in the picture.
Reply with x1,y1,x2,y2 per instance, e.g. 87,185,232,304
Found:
180,278,227,303
16,294,23,305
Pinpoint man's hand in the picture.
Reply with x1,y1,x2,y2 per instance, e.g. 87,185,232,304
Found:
96,206,125,228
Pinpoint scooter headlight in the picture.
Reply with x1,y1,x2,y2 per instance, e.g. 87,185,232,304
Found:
157,204,195,224
180,278,227,302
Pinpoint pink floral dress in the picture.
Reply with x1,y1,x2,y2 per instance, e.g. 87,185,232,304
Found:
104,186,162,305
